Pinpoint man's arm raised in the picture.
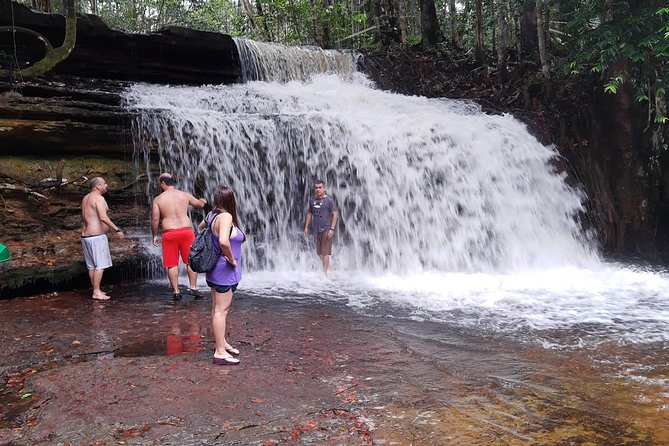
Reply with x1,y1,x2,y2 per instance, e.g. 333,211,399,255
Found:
188,193,207,209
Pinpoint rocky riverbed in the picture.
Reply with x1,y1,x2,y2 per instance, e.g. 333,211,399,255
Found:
1,283,668,445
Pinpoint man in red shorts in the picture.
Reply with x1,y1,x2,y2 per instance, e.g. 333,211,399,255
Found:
151,173,207,300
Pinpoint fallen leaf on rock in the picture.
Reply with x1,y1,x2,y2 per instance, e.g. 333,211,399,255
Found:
72,340,81,345
251,398,263,403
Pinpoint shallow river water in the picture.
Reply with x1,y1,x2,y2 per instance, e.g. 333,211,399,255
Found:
2,276,667,445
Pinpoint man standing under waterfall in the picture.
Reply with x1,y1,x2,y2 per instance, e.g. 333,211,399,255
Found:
151,173,207,300
80,177,125,300
303,179,338,274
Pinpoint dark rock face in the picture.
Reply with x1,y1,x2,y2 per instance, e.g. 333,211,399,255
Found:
0,0,244,156
0,0,241,85
0,77,132,155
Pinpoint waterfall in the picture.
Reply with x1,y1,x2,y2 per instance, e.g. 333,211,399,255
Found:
124,39,669,348
126,41,599,275
233,38,358,82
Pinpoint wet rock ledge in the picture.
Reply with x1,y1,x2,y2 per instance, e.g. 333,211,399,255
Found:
0,0,241,85
0,0,247,298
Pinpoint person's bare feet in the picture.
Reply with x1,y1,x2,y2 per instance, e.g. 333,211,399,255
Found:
92,292,110,300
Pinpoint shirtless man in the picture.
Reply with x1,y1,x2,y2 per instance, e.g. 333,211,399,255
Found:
151,173,207,300
80,177,124,300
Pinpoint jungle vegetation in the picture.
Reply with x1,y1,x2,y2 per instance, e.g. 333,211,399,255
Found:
15,0,668,126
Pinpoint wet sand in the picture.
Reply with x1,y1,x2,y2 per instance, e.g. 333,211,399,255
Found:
1,284,668,445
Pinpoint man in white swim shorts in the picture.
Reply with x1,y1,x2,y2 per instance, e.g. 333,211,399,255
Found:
80,177,124,300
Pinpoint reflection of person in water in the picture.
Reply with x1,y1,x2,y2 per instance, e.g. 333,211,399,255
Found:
166,313,202,356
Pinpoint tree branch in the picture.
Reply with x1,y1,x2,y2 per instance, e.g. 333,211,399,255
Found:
0,0,76,82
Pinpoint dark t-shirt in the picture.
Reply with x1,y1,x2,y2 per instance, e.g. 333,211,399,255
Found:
308,195,336,234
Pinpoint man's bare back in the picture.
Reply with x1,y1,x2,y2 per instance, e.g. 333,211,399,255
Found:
150,173,206,298
153,188,200,231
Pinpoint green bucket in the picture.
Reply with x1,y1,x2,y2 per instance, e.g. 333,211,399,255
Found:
0,243,10,262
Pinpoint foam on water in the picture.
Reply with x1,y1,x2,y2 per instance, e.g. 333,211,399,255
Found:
125,40,669,349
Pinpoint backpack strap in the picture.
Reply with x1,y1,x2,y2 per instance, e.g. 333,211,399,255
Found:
209,211,233,236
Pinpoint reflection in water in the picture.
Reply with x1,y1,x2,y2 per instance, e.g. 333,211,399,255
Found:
115,312,204,357
113,335,203,357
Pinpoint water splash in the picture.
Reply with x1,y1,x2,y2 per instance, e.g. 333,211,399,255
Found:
126,74,598,275
124,43,669,348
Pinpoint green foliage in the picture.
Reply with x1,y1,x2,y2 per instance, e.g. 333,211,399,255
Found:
16,0,377,48
563,1,668,125
408,34,422,46
604,75,623,94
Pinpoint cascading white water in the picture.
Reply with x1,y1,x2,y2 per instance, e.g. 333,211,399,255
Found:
234,37,357,82
127,75,597,274
125,39,669,349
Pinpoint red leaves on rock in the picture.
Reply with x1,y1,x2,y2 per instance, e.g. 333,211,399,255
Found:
279,419,318,441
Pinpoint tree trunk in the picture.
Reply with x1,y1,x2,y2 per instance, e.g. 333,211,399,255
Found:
322,0,333,48
0,0,76,82
536,0,550,79
256,0,272,42
449,0,458,47
496,0,507,83
475,0,484,63
420,0,440,47
374,0,401,45
519,0,538,60
240,0,258,34
398,0,408,47
31,0,52,12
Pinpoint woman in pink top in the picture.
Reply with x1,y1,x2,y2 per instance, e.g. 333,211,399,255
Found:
201,186,245,366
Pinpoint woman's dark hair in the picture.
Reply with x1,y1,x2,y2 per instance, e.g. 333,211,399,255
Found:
212,186,239,227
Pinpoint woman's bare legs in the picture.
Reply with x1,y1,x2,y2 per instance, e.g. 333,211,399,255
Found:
211,287,237,360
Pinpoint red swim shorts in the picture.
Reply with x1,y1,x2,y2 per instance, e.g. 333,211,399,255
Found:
161,227,195,268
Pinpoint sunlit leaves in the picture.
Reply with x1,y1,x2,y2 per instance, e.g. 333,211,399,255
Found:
604,75,624,94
